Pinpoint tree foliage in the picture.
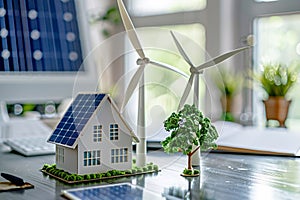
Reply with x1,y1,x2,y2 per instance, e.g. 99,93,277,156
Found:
162,104,218,155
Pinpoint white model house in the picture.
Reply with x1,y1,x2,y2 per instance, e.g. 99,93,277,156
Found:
47,93,139,175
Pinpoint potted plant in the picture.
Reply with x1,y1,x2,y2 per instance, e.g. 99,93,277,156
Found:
212,67,243,122
254,63,298,127
161,104,218,176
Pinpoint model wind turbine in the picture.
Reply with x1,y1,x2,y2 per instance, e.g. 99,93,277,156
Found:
170,31,250,111
117,0,188,167
170,31,249,166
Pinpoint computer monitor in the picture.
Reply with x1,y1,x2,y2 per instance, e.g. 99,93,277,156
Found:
0,0,98,110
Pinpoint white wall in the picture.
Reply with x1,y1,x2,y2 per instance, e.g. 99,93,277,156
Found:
77,98,132,174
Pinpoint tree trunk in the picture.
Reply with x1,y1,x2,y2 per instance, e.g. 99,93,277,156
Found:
187,153,192,170
187,146,200,170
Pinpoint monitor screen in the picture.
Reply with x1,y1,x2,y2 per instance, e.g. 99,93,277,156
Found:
0,0,97,104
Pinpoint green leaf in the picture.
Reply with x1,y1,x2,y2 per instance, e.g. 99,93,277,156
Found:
253,63,299,97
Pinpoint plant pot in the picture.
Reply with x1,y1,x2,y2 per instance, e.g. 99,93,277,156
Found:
263,96,291,128
220,95,235,121
221,95,232,113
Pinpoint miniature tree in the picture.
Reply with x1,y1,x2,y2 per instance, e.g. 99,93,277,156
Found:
161,104,219,175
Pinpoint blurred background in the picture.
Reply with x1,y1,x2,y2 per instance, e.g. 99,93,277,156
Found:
2,0,300,136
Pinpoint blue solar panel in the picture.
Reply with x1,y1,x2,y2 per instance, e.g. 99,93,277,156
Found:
48,93,106,147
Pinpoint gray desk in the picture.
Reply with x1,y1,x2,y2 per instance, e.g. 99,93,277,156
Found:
1,146,300,200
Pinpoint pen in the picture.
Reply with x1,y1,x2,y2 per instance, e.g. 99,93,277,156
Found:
1,173,25,186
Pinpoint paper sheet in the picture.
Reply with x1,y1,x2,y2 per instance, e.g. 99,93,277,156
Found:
214,121,300,156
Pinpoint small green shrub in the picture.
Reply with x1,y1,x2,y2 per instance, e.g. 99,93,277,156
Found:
83,174,90,180
54,170,60,176
142,167,148,172
183,168,192,175
49,168,56,174
147,165,153,171
153,165,159,172
72,176,78,181
110,170,118,176
64,175,70,181
45,167,51,172
182,168,200,175
42,164,51,170
119,171,125,175
76,175,83,181
57,171,63,177
95,173,102,179
67,175,75,181
136,168,143,173
89,174,96,179
71,174,78,181
61,172,68,179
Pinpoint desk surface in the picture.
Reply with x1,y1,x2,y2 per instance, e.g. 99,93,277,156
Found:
1,146,300,200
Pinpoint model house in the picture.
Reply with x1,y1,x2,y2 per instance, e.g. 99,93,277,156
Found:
47,93,139,175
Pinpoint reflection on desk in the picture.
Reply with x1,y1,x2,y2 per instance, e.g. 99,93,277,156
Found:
0,148,300,200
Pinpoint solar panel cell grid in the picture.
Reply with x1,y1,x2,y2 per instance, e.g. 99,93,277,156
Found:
48,93,106,147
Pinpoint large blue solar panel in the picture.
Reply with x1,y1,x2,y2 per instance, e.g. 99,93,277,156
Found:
48,93,106,147
1,0,83,72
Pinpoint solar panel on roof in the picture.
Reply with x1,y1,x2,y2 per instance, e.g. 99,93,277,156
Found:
48,93,106,147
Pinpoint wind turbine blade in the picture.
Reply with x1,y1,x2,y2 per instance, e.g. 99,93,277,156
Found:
170,31,194,67
177,73,195,111
117,0,145,59
149,60,189,78
121,65,146,111
196,46,250,71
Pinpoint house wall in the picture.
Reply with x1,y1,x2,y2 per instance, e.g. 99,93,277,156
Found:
77,99,132,175
56,146,78,174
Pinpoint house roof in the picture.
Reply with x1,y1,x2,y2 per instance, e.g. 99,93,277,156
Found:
47,93,139,149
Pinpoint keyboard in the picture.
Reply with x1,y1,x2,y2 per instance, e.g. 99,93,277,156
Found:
4,136,55,156
3,118,55,156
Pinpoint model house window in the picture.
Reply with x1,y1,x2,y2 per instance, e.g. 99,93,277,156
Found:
111,148,128,164
56,147,64,164
93,125,102,142
83,150,101,166
109,124,119,140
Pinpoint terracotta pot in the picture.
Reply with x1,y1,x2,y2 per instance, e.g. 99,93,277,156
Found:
263,96,291,127
221,96,232,113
